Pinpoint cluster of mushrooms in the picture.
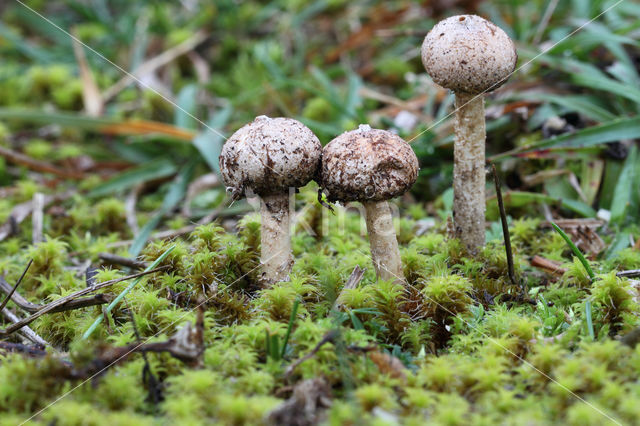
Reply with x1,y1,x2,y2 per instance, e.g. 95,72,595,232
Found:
219,15,517,286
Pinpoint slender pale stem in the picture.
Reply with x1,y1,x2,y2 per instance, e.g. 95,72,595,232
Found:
363,200,403,282
453,92,486,253
260,193,292,285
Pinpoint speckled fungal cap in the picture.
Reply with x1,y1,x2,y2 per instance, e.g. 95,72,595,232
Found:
219,116,322,198
421,15,517,94
321,125,418,203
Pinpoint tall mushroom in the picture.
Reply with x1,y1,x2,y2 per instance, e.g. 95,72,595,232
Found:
421,15,517,253
219,116,322,284
321,125,418,282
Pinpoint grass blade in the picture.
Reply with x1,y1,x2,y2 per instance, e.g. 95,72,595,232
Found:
585,301,595,340
550,222,595,340
129,162,195,257
550,222,595,279
486,191,596,218
491,116,640,161
174,84,199,130
610,145,638,225
82,245,175,339
193,106,232,174
89,158,177,198
280,298,300,359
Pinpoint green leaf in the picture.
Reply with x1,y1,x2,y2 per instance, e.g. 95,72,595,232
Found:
0,108,114,129
519,93,617,122
550,222,595,280
349,311,365,331
492,116,640,160
89,158,177,198
174,84,199,130
604,231,631,260
0,22,56,63
487,191,596,218
129,162,195,257
193,106,232,174
610,145,638,225
280,298,300,359
580,159,604,206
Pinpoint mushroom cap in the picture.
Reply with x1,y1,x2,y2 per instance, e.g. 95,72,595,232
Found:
321,125,419,203
421,15,517,94
219,116,322,198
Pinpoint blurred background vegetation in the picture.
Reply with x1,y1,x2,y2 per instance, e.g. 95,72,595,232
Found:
0,0,638,256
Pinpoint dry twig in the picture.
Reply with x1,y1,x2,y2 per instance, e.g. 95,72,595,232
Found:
98,253,148,270
617,269,640,279
0,146,84,179
0,267,167,336
0,260,32,312
530,255,567,277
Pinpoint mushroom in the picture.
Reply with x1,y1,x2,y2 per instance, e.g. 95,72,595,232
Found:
321,125,418,282
421,15,517,252
219,115,322,284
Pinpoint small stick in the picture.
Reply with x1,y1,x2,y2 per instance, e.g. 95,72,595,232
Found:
1,279,115,313
0,259,32,312
333,266,365,311
0,266,167,336
530,255,567,276
99,253,148,270
50,293,113,312
1,308,50,347
284,330,339,378
617,269,640,279
32,193,45,244
0,146,84,179
491,164,518,287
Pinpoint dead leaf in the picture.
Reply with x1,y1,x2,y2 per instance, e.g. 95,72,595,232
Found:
71,30,104,117
368,350,407,381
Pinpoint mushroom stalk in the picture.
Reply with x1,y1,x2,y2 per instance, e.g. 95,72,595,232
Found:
421,14,516,255
363,200,403,282
260,193,293,283
453,92,486,252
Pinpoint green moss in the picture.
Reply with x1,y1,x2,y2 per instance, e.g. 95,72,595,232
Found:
302,97,333,121
24,139,53,160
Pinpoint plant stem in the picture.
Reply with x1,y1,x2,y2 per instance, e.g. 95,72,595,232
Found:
453,92,486,253
362,200,403,282
491,164,518,287
260,193,292,285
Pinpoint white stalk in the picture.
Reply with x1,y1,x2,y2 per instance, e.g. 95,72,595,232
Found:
260,193,293,284
363,200,403,282
453,92,486,253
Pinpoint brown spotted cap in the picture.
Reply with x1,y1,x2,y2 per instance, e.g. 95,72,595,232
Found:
421,15,517,94
219,116,322,198
321,125,419,203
